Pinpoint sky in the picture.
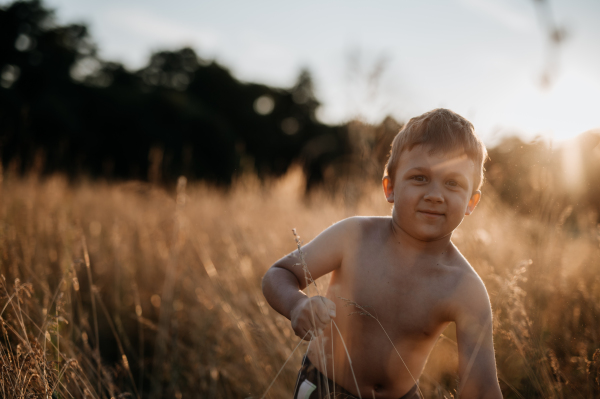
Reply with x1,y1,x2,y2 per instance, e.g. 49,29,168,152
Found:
6,0,600,144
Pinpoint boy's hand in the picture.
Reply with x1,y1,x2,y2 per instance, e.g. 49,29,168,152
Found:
290,296,336,340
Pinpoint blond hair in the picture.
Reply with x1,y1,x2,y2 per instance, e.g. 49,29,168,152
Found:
384,108,487,191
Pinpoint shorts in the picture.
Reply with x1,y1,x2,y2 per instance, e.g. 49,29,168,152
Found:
293,356,421,399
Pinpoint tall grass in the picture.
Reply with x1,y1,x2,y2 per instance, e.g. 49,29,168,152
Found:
0,168,599,398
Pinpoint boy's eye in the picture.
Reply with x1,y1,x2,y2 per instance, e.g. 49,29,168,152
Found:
412,175,427,182
446,180,466,189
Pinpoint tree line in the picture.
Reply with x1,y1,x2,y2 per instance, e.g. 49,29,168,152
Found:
2,0,599,223
1,0,368,188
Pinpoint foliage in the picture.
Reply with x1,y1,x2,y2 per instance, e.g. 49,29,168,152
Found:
486,132,600,223
0,0,345,185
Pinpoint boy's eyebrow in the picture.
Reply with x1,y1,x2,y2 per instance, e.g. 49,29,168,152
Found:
405,165,471,182
445,170,469,177
405,166,429,173
445,172,470,184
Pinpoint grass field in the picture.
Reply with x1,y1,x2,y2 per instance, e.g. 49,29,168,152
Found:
1,168,599,398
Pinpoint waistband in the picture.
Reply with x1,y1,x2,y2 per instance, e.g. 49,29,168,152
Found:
294,356,421,399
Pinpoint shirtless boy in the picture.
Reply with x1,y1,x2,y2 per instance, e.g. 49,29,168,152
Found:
262,109,503,399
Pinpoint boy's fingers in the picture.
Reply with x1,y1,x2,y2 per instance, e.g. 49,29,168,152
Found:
324,297,336,309
314,305,330,325
309,298,331,325
324,298,337,318
301,329,312,341
314,297,336,319
315,298,336,321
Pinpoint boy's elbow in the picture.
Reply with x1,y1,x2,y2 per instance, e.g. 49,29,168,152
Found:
261,267,274,295
262,264,303,294
261,265,284,293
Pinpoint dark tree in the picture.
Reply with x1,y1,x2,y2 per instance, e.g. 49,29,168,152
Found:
0,0,345,186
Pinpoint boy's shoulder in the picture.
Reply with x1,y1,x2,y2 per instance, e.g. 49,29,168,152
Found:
443,246,492,319
332,216,480,278
328,216,391,242
446,244,477,273
442,245,486,289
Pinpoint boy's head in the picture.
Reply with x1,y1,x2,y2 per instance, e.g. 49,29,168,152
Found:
384,108,487,193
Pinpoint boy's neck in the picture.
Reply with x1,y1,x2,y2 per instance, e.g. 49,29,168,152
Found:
389,217,454,255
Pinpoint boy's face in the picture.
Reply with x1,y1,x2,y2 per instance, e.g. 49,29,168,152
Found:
382,144,481,242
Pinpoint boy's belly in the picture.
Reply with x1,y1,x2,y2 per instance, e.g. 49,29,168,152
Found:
305,284,449,398
306,328,438,398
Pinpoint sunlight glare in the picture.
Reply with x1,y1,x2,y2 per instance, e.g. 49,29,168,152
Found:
503,69,600,142
561,139,585,196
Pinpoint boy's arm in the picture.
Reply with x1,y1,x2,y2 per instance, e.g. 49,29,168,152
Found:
262,218,357,339
454,275,503,399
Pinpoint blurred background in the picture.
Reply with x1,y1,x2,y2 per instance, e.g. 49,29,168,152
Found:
1,1,600,398
1,0,599,191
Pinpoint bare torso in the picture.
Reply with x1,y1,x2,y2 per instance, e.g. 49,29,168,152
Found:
306,217,470,398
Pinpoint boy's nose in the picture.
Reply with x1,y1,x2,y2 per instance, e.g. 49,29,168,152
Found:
424,187,444,203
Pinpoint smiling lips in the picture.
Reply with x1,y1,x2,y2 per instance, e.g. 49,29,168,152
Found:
417,210,445,218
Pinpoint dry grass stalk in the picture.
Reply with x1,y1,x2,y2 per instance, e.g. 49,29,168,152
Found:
0,171,598,398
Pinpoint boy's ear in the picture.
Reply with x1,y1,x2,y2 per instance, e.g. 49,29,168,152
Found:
465,190,481,215
382,176,394,203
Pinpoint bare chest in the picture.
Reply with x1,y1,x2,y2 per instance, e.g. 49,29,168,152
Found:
330,248,455,339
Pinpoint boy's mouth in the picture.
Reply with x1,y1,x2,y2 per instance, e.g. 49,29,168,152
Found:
417,210,445,218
